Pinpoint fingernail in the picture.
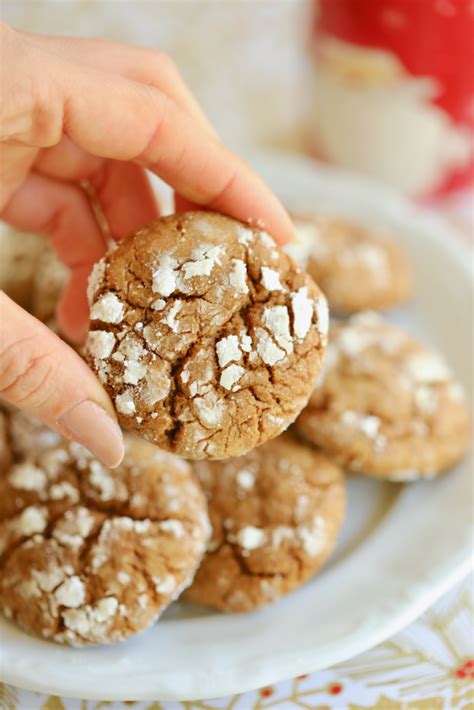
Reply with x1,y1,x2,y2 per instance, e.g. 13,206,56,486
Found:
58,400,124,468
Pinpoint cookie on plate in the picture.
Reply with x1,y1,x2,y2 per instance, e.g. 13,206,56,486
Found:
0,228,45,309
86,211,328,460
0,228,68,329
287,214,412,314
295,313,470,480
0,435,209,645
29,245,69,330
184,433,345,612
1,406,63,460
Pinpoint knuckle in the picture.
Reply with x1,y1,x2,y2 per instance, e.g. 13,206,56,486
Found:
0,338,58,408
0,34,62,147
134,91,170,164
28,76,63,147
208,166,239,206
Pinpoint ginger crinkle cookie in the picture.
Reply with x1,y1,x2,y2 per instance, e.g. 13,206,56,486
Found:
184,433,345,612
295,313,470,480
0,433,209,645
86,212,328,460
0,227,68,330
287,215,412,315
1,406,63,459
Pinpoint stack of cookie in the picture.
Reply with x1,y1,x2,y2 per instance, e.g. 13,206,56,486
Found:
0,210,469,646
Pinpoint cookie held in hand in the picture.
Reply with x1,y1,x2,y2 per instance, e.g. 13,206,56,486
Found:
86,212,328,459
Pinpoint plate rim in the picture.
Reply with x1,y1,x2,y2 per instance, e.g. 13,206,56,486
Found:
1,558,472,701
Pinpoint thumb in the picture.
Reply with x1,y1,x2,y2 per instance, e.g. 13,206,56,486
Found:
0,292,124,467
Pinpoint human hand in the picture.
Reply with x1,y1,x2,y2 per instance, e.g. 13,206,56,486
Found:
0,22,294,466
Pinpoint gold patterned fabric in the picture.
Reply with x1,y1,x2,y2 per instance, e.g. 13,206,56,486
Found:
1,574,472,710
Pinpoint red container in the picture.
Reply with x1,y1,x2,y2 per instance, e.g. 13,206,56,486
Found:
308,0,474,197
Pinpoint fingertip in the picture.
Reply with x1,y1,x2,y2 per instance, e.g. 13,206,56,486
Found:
58,399,125,468
200,153,295,247
255,204,295,246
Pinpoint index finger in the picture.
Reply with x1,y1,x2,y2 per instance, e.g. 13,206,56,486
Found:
46,54,294,244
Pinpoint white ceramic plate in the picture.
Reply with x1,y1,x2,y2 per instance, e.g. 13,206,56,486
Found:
1,152,472,701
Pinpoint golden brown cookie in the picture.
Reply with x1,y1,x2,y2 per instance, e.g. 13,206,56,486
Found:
0,228,45,309
295,313,470,480
287,214,412,314
0,435,209,645
1,406,63,460
0,228,68,329
184,433,345,612
29,245,69,330
86,211,328,460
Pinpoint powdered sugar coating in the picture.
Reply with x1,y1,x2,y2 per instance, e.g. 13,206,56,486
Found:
151,254,178,296
256,327,286,366
291,287,314,340
233,525,266,551
236,469,255,491
86,212,327,460
405,353,451,384
87,258,106,306
261,267,283,291
115,391,136,416
228,259,249,294
220,364,245,391
87,331,116,360
216,335,242,368
55,576,85,608
315,296,329,343
341,411,381,440
15,506,48,537
90,293,125,324
9,463,47,492
263,306,293,356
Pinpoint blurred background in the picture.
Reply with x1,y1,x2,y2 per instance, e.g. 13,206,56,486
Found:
3,1,310,152
3,0,473,211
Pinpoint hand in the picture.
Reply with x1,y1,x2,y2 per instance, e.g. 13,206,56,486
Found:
0,22,294,467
